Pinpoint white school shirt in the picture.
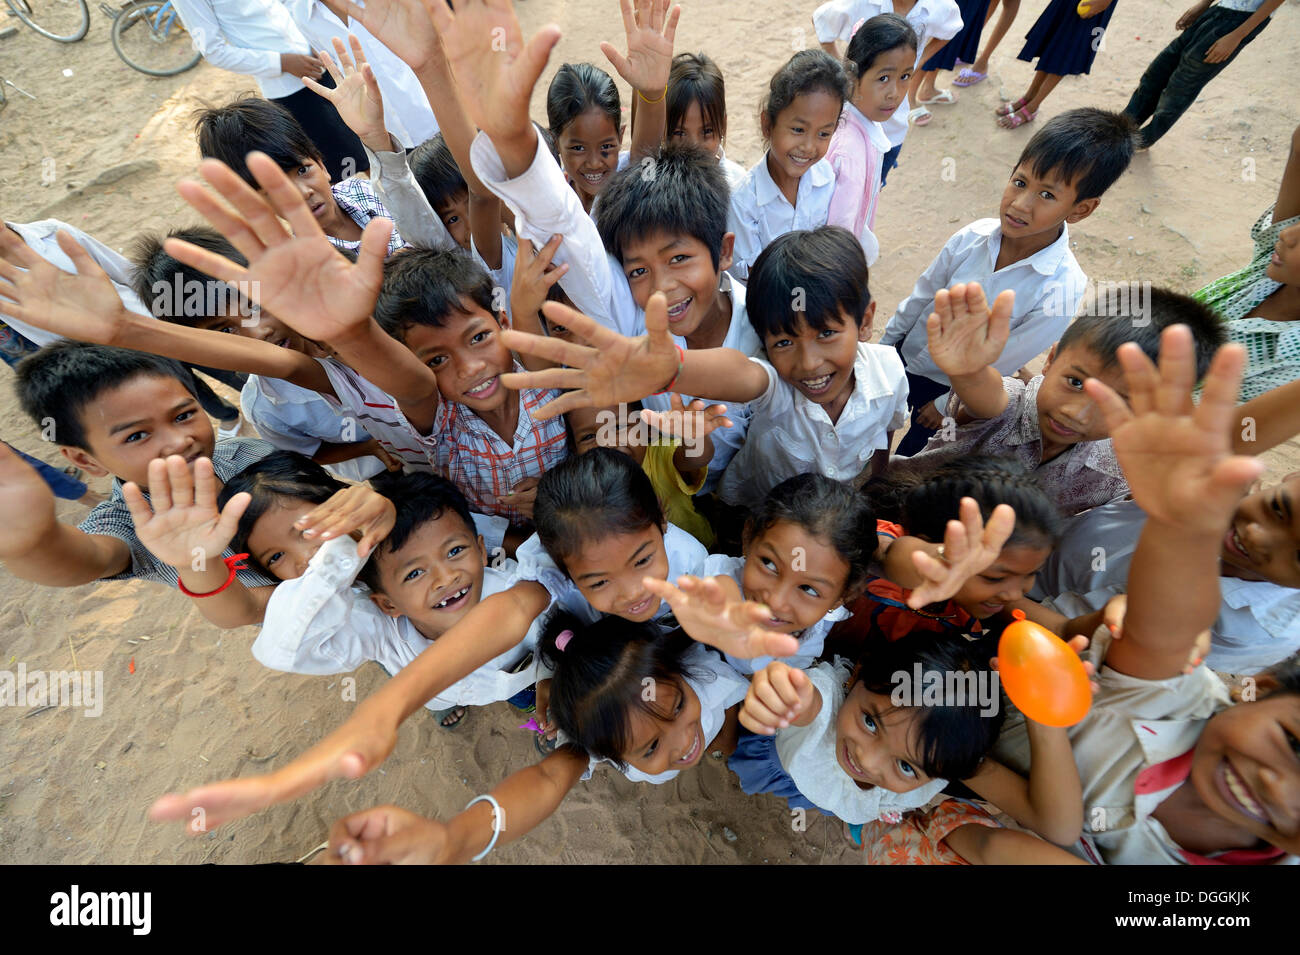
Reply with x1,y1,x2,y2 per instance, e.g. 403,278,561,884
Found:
253,537,536,711
170,0,312,99
470,131,761,489
880,218,1087,386
3,220,150,345
701,554,852,674
727,153,837,282
566,643,750,784
716,146,748,195
811,0,964,148
1031,500,1300,674
777,661,948,822
719,341,909,508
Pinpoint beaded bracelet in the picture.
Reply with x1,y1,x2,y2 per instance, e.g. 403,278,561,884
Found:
653,344,686,395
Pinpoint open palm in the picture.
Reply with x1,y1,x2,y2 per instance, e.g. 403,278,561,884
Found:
0,229,133,344
925,282,1012,379
642,574,800,660
123,456,249,571
305,37,387,146
340,0,443,74
601,0,679,93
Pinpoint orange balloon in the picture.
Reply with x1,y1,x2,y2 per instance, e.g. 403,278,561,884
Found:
997,611,1091,727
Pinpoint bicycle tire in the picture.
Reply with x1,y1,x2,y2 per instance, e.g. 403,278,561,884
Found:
110,0,200,76
4,0,90,42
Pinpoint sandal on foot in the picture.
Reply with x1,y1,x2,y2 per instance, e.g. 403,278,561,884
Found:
435,705,468,729
953,67,987,87
998,106,1036,129
917,88,955,105
995,96,1028,116
534,733,557,757
908,106,932,127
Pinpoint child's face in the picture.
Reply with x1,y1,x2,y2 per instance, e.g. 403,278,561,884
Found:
1192,690,1300,855
539,309,583,346
558,108,624,201
567,403,647,465
742,519,851,635
64,374,215,486
835,683,935,793
852,47,913,124
622,677,707,775
369,511,487,639
951,543,1050,620
275,159,343,231
1222,473,1300,589
1266,222,1300,287
1035,343,1130,451
999,163,1098,241
195,305,326,358
246,499,323,581
564,524,669,622
669,100,723,158
761,308,873,420
762,90,841,184
619,229,733,339
403,301,515,413
435,191,472,251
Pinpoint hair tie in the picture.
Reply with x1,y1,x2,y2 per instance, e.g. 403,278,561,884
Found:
555,629,575,652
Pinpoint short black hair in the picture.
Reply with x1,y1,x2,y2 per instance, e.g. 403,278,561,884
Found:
374,248,497,342
746,226,871,339
130,227,249,326
667,52,728,141
15,341,196,453
844,13,918,79
547,62,621,139
534,447,664,575
1057,285,1225,380
856,630,1003,781
194,95,326,189
1015,107,1139,203
594,143,729,270
357,471,477,594
761,48,850,136
409,133,468,212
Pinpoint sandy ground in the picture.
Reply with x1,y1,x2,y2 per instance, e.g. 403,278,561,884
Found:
1,0,1298,864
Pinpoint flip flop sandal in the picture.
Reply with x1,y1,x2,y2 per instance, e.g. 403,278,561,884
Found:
908,106,932,127
917,89,956,105
999,106,1037,129
534,733,557,757
995,97,1028,116
435,705,468,729
953,68,987,87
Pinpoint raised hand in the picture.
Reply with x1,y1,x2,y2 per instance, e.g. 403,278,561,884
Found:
337,0,445,75
600,0,680,94
425,0,562,145
0,228,135,344
325,805,452,864
293,484,396,558
925,282,1013,379
638,393,732,444
122,456,250,571
510,236,570,332
498,291,681,420
906,497,1016,609
740,662,817,735
641,573,801,660
1083,326,1263,533
165,153,389,344
304,36,389,150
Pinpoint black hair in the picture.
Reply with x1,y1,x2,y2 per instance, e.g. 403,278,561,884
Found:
760,48,851,136
667,52,728,142
745,473,877,598
534,447,664,575
1014,107,1139,203
356,471,478,594
374,247,497,342
130,227,250,326
844,13,918,81
409,133,468,212
1057,285,1225,380
194,95,327,189
855,630,1004,781
594,143,729,269
562,398,643,456
537,609,705,771
15,341,196,453
746,226,871,339
217,451,346,576
547,62,622,139
867,455,1063,550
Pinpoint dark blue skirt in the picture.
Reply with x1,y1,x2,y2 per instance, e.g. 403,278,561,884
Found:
923,0,993,72
1017,0,1119,76
727,730,834,816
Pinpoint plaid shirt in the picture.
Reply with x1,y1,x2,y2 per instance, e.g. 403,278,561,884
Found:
329,177,406,257
432,367,568,523
77,437,279,588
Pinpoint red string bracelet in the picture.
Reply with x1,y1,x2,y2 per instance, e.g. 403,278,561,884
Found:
653,345,686,396
177,553,249,598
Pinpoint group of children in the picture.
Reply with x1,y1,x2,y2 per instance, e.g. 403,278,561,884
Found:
1,0,1298,866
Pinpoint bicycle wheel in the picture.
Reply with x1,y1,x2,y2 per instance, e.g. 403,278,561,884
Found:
110,0,200,76
4,0,90,42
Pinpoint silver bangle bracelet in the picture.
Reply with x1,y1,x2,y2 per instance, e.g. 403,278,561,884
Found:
464,794,505,862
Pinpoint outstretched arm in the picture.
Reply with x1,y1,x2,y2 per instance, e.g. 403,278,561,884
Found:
1274,124,1300,224
880,497,1016,609
1231,374,1300,455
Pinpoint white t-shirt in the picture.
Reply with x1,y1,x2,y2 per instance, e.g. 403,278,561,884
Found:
727,153,836,282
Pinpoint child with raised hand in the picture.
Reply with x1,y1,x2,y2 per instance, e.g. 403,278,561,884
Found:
665,52,747,192
826,14,917,267
727,49,851,281
908,280,1225,516
883,107,1137,456
997,327,1300,864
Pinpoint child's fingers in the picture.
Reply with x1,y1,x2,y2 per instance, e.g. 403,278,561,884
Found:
988,288,1014,344
981,502,1016,553
0,225,47,270
145,456,177,512
191,456,220,510
214,492,252,547
244,152,329,244
300,72,334,100
498,329,591,370
1153,325,1197,417
162,232,250,290
738,704,780,736
533,233,563,270
121,482,155,529
641,576,685,607
766,664,805,711
1082,375,1135,436
1113,340,1160,417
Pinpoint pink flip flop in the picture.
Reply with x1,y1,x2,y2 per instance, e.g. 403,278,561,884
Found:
953,67,987,87
998,106,1036,129
995,96,1028,116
